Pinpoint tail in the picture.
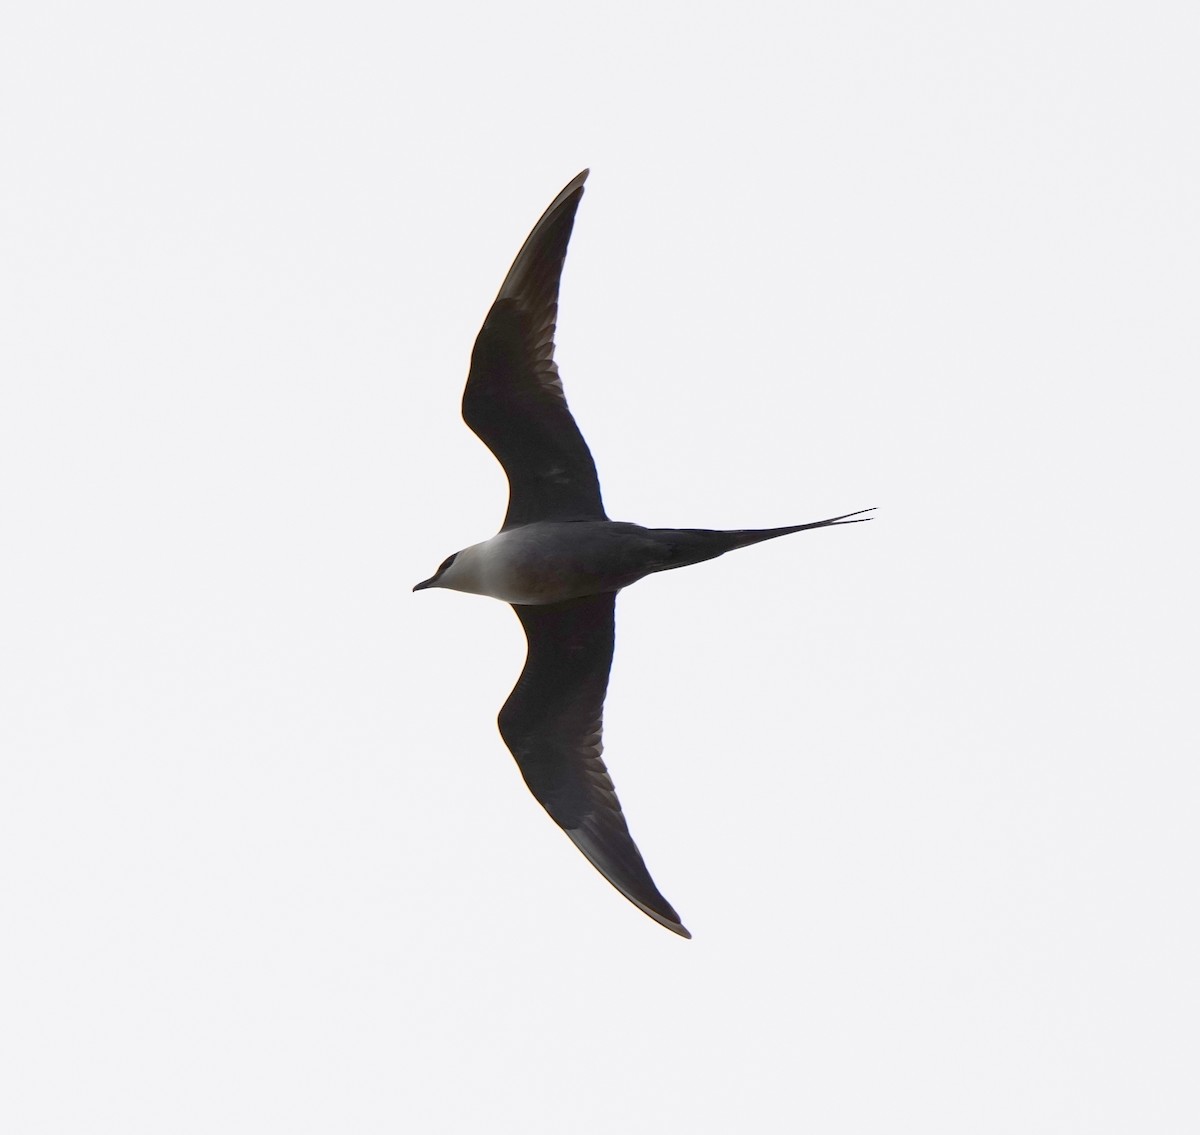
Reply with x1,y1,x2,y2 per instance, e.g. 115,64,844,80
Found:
647,508,875,573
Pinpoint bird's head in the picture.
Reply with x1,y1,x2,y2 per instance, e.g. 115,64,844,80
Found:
412,551,459,593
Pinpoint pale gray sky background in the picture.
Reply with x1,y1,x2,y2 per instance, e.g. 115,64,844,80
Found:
3,2,1197,1132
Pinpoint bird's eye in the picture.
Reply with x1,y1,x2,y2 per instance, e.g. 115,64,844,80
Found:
438,554,457,574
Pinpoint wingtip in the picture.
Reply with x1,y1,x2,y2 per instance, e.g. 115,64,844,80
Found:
634,901,692,940
553,169,588,207
563,825,691,939
557,168,589,202
490,170,592,307
640,901,691,939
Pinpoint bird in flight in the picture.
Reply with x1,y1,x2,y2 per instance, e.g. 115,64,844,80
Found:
414,170,872,937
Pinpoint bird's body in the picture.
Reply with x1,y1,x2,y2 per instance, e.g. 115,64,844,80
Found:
415,170,871,937
428,517,873,606
423,521,664,605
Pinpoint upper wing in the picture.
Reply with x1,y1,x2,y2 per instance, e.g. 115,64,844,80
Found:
498,594,689,938
463,170,607,531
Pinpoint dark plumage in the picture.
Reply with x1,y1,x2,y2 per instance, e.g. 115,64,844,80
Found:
415,171,872,937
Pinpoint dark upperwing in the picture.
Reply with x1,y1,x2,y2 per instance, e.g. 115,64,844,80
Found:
498,594,689,938
462,170,608,531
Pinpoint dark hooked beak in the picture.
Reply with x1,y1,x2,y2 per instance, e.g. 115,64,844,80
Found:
412,578,436,592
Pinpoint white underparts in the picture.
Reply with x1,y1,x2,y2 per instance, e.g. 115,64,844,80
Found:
430,524,651,606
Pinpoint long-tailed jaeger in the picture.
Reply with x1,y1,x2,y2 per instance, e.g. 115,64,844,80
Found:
414,170,872,938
